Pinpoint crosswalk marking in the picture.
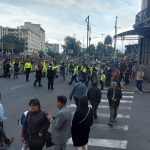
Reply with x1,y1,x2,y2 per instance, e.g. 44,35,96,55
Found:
68,90,134,149
102,95,134,99
91,124,129,131
101,90,135,94
68,138,128,149
98,113,130,119
101,99,133,104
68,104,132,110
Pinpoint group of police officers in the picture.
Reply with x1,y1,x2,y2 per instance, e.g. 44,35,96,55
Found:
3,57,112,90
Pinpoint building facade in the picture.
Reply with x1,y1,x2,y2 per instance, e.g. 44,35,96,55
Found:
21,22,45,53
134,0,150,79
0,22,45,55
45,42,59,54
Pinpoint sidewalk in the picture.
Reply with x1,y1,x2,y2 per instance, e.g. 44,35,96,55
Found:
122,79,150,93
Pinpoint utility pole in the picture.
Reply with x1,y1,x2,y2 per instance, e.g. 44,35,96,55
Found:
85,16,90,49
89,26,91,47
114,16,118,57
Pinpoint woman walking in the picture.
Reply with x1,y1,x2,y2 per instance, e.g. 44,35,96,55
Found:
71,96,93,150
21,99,50,150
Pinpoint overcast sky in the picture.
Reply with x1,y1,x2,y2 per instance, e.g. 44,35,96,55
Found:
0,0,141,50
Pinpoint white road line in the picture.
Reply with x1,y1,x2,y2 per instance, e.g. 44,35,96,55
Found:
11,83,32,90
101,99,133,104
91,124,129,131
102,90,135,94
102,95,134,99
98,113,130,119
68,104,132,110
68,138,128,149
71,112,130,119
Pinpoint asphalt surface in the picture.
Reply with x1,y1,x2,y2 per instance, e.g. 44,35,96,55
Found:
0,73,150,150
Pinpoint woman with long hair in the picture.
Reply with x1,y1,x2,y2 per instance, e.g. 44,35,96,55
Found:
71,96,93,150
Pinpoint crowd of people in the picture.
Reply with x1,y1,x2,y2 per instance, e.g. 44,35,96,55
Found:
0,57,146,150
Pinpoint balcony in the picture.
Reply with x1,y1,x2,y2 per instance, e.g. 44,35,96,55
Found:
134,7,150,27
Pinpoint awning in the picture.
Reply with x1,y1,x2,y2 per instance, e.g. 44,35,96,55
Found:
116,27,150,37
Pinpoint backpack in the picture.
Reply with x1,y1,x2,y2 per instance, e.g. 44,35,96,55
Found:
18,111,28,126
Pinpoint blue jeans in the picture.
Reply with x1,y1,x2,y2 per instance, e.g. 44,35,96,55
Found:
136,80,143,92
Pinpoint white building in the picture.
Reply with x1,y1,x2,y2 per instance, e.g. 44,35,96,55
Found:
45,42,59,54
20,22,45,53
0,22,45,55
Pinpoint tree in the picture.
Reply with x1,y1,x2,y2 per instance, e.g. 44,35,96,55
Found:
38,50,45,58
96,42,105,58
87,44,95,56
2,34,24,55
104,35,113,47
62,36,82,57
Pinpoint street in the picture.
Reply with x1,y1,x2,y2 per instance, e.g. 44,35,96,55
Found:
0,73,150,150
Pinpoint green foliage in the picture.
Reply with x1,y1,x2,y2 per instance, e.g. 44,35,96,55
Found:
104,35,113,46
38,50,45,58
96,42,105,58
47,50,62,61
87,44,95,55
62,36,82,57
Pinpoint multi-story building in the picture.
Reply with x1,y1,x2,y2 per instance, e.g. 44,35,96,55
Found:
116,0,150,79
21,22,45,53
45,42,59,54
0,22,45,55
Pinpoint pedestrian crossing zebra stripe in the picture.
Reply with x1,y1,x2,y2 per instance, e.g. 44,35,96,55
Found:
71,112,130,119
101,99,133,104
102,95,134,99
101,90,135,94
91,124,129,131
68,104,132,110
98,113,130,119
68,138,128,149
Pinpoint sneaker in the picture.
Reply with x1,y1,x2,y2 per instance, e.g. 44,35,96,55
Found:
108,122,113,127
140,92,143,95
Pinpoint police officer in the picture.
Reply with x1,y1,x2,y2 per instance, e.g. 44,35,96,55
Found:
33,63,42,87
13,59,20,79
47,63,55,90
69,65,78,85
24,60,32,81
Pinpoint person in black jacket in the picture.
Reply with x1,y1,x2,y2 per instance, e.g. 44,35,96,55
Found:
87,81,101,119
34,63,42,87
107,82,122,127
22,99,50,150
13,59,20,79
71,96,93,150
47,63,55,90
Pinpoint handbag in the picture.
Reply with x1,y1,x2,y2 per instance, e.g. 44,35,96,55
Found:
79,108,90,124
44,131,54,148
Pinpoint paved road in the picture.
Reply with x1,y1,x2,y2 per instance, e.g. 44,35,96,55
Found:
0,73,150,150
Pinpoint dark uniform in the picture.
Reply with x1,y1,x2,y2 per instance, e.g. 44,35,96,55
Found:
34,64,42,87
13,60,20,78
47,64,55,90
87,82,101,119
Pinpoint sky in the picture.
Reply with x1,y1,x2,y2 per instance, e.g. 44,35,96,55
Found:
0,0,141,51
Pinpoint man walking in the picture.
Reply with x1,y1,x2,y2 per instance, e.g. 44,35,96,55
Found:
107,82,122,127
70,79,87,107
87,82,101,119
47,96,71,150
136,67,144,94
